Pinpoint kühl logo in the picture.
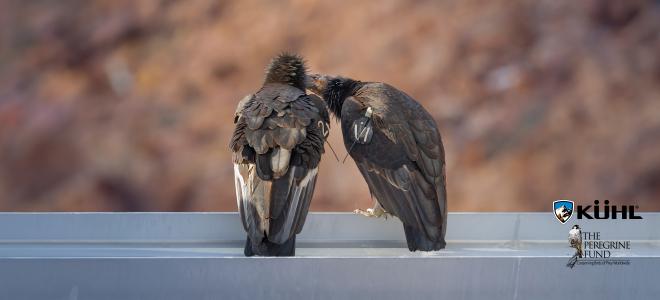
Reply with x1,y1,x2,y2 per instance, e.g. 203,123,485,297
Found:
554,200,642,223
577,200,642,220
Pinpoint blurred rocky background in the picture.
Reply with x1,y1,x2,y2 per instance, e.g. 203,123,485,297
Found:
0,0,658,211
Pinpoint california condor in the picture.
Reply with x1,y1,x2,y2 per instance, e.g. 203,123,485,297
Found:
229,54,329,256
307,74,447,251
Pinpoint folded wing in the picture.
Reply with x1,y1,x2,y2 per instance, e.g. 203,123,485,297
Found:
348,84,447,250
231,84,326,247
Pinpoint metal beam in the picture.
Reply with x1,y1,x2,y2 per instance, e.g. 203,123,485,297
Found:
0,213,658,299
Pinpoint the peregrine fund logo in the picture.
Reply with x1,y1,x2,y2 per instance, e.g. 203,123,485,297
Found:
566,225,583,268
565,225,632,268
553,200,574,224
553,200,642,223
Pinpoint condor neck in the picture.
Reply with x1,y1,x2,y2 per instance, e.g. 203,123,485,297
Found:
324,79,362,119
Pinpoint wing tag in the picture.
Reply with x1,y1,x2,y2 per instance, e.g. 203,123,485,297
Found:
351,107,373,144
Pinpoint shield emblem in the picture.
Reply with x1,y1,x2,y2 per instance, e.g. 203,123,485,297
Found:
553,200,574,224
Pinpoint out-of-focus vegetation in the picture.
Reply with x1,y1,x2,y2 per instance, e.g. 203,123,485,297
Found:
0,0,658,211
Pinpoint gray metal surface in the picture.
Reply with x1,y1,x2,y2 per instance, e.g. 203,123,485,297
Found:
0,212,658,300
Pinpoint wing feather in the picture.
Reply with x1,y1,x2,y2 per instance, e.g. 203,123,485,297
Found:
235,163,318,244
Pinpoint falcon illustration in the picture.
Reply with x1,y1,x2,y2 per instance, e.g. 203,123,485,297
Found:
307,74,447,251
567,224,583,268
569,224,583,257
230,54,329,256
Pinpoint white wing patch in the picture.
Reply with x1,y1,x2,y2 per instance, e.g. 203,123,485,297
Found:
234,163,249,210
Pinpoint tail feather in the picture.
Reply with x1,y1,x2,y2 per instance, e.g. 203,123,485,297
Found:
235,162,318,256
403,225,446,251
255,152,272,180
244,235,296,257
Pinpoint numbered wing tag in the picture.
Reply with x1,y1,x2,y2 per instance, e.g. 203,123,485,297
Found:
351,116,373,144
318,120,330,139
